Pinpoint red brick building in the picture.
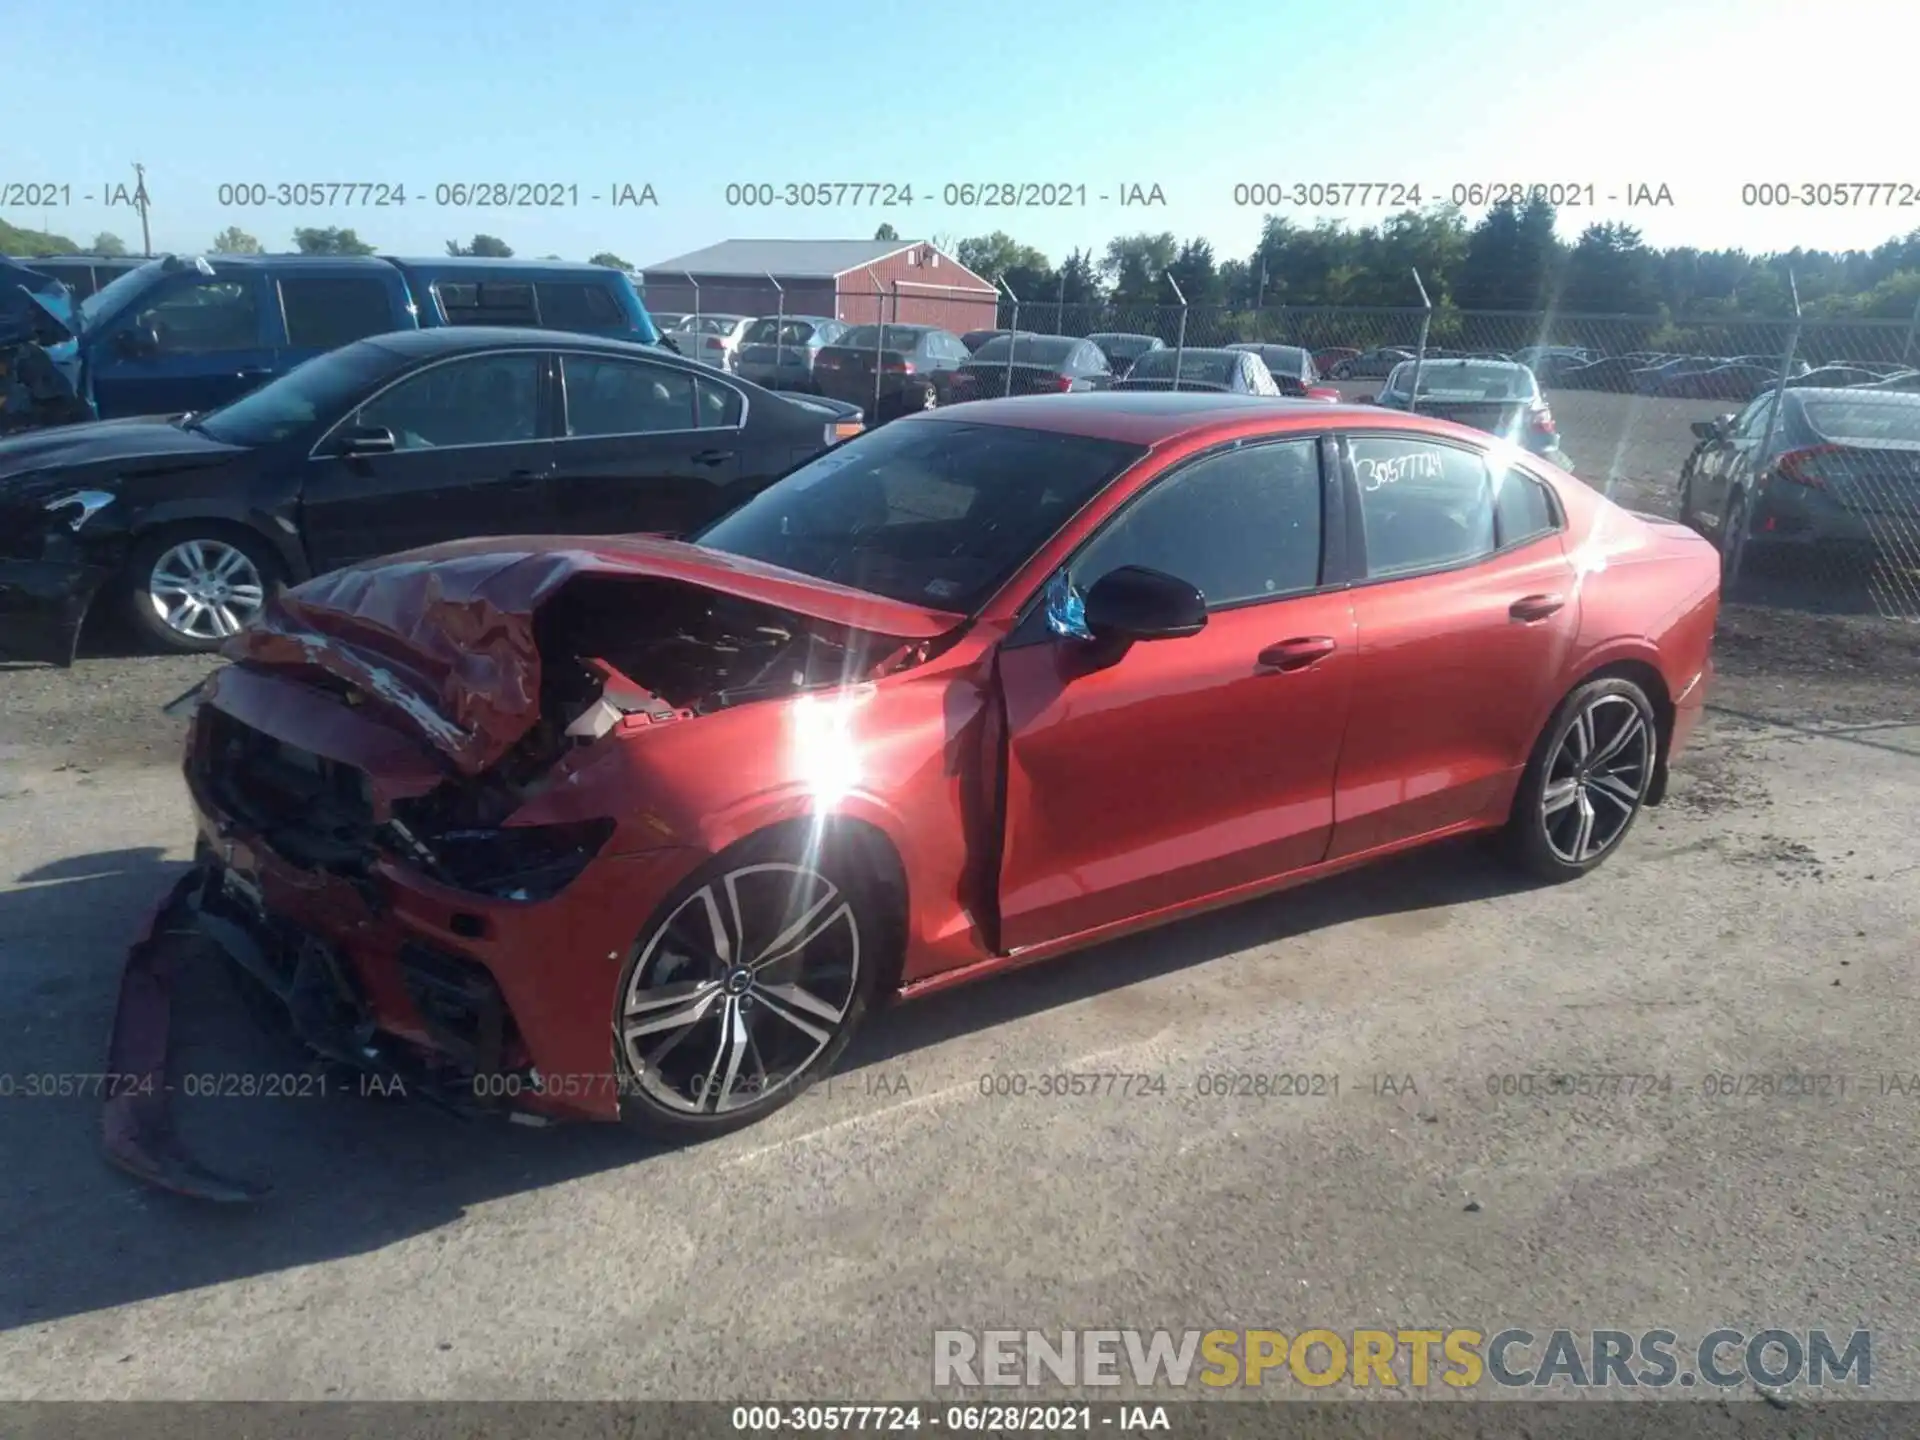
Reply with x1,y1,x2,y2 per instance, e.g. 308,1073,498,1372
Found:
640,239,999,331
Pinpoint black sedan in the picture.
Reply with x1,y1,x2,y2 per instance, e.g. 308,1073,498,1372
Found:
0,327,863,663
1111,347,1282,395
810,324,971,421
948,334,1115,399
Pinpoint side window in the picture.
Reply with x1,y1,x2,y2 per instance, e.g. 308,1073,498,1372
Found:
535,282,626,332
1351,436,1495,579
1070,440,1323,608
1492,462,1561,548
354,353,542,450
279,277,396,349
697,375,744,428
435,281,539,326
561,354,696,436
130,278,260,354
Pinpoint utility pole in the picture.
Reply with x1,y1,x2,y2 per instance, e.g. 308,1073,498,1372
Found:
133,164,153,256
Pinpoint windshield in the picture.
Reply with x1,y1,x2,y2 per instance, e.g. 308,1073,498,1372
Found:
1096,336,1159,360
77,259,165,329
970,335,1079,364
190,342,402,446
1386,362,1535,400
692,420,1147,612
836,326,928,350
681,315,746,334
1127,350,1234,383
1802,397,1920,445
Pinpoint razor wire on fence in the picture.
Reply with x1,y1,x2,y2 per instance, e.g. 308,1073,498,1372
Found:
816,285,1920,622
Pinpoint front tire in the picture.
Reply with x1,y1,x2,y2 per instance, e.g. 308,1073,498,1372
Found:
1503,678,1658,882
122,525,280,654
613,829,887,1139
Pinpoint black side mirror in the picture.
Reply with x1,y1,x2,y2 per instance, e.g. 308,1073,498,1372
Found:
338,425,397,456
116,324,160,358
1082,565,1207,642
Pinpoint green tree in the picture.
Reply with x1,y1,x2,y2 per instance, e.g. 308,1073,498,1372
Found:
1102,231,1179,303
448,234,514,257
213,226,263,255
293,226,375,255
955,231,1049,287
1561,223,1660,313
1166,237,1222,305
0,218,78,255
588,251,632,270
1456,199,1559,311
91,231,129,256
1057,248,1102,305
873,222,899,242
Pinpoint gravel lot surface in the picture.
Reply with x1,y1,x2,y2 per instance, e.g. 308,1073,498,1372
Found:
1,389,1915,1406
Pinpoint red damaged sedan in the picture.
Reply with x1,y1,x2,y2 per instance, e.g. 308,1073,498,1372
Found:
112,392,1718,1189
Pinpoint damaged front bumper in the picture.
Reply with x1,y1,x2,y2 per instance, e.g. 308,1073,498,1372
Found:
102,678,704,1198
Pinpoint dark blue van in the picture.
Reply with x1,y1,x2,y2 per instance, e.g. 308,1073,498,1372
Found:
0,253,661,431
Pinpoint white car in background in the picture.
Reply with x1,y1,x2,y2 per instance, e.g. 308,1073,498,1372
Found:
668,314,754,372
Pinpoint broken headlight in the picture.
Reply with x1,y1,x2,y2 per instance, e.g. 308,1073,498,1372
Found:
418,817,616,902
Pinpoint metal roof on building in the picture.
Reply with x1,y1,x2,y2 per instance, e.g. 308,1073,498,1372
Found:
642,238,986,283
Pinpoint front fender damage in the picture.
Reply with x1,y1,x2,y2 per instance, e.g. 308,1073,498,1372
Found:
101,868,270,1203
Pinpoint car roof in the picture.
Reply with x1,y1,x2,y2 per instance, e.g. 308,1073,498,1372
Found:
1790,385,1920,401
911,391,1410,445
1088,332,1159,341
355,326,683,361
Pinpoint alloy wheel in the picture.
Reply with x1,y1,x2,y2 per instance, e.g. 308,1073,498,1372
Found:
147,539,267,641
1539,693,1653,865
620,862,861,1116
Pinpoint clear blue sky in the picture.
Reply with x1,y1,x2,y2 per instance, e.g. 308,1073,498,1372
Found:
5,0,1913,267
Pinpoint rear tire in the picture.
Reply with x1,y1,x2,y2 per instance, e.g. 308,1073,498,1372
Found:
612,827,890,1140
1503,677,1658,882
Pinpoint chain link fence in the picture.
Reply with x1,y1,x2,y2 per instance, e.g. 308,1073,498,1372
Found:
809,288,1920,624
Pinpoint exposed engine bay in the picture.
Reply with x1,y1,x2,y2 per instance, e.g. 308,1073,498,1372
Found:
196,575,919,900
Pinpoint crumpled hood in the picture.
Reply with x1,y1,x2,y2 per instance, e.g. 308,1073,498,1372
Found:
222,535,968,776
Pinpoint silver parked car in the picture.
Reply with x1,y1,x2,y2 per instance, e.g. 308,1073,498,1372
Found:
668,313,754,371
731,316,850,392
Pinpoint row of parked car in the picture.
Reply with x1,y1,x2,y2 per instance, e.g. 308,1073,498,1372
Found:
1305,340,1920,404
648,312,1347,417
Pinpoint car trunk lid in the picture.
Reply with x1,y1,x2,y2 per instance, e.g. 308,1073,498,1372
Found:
952,362,1069,398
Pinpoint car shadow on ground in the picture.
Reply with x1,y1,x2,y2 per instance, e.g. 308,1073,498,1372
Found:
0,833,1542,1331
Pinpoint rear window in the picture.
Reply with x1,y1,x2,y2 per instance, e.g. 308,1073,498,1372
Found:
535,281,626,331
279,277,396,349
745,318,816,345
837,325,929,350
435,281,538,326
1801,397,1920,444
1096,335,1159,360
1386,362,1535,400
969,335,1080,364
1127,350,1234,383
